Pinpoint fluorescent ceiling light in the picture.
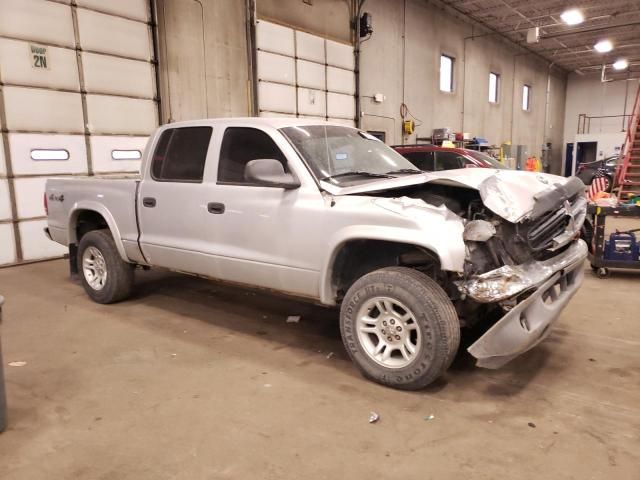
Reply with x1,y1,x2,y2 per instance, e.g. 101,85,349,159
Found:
560,9,584,26
594,40,613,53
613,59,628,70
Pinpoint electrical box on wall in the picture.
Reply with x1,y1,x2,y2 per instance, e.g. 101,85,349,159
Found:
360,12,373,37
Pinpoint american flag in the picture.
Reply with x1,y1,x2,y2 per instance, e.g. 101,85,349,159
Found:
588,165,610,200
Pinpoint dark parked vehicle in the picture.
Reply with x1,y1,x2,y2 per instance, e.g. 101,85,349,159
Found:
576,155,619,190
392,145,506,171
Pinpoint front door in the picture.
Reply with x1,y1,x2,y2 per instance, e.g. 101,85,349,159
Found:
208,126,326,298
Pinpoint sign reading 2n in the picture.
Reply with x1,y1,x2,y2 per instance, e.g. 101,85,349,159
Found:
29,44,49,70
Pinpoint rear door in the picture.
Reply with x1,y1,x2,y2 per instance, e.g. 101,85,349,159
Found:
137,126,221,276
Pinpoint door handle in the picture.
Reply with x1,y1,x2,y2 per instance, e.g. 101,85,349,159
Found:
142,197,156,208
207,202,225,214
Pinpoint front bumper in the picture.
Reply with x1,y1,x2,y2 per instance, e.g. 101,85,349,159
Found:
464,240,588,368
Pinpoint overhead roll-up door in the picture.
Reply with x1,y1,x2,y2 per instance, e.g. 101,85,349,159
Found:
255,20,356,127
0,0,158,265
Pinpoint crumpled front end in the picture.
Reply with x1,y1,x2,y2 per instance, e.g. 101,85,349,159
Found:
458,176,589,368
461,240,587,368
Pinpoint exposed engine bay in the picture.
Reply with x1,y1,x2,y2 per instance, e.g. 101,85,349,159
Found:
365,176,588,331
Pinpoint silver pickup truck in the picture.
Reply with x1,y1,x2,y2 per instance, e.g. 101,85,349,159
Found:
45,118,588,389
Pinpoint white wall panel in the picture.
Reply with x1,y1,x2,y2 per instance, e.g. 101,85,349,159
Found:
3,86,84,133
256,20,294,56
298,115,326,122
257,51,295,85
295,31,324,63
296,60,325,90
0,0,75,48
259,111,296,118
297,88,326,117
0,39,80,91
326,40,354,70
86,95,157,135
329,118,356,127
0,224,16,265
0,179,11,220
19,219,67,260
258,82,296,114
82,53,154,98
77,9,151,60
9,134,87,175
327,92,355,119
90,135,146,173
327,66,355,95
14,176,48,219
76,0,149,22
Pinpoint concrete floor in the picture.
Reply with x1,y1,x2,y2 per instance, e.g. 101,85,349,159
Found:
0,259,639,479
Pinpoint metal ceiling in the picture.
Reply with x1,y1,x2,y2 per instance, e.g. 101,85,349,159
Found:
438,0,640,78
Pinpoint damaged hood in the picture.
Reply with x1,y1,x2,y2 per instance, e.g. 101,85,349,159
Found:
320,168,585,223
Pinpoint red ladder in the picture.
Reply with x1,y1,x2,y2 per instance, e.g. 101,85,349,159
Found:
617,83,640,200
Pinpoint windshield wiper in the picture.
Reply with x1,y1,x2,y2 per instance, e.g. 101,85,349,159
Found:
320,171,394,181
385,168,423,175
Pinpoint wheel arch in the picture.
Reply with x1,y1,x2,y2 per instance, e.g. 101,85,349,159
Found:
320,235,449,306
67,202,128,262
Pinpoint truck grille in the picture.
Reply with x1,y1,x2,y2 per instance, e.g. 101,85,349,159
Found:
526,208,571,251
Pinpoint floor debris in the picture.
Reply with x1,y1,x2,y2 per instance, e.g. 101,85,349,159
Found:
326,352,334,359
528,422,536,428
369,412,380,424
8,361,27,367
425,414,435,421
286,315,301,323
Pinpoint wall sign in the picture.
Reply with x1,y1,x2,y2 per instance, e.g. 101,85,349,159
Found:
29,44,49,70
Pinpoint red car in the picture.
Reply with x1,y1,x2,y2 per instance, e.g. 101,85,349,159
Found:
392,144,505,171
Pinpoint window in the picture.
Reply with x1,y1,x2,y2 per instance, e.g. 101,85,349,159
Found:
402,151,435,171
522,84,531,111
439,54,454,92
489,72,499,103
218,127,287,184
112,149,142,160
434,151,466,170
31,149,69,161
151,127,212,182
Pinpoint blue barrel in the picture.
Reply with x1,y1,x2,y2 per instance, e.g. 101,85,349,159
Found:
0,296,6,432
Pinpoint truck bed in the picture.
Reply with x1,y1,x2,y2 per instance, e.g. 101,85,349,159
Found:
46,176,141,261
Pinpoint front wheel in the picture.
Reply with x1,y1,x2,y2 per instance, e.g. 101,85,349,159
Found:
340,267,460,390
77,230,135,304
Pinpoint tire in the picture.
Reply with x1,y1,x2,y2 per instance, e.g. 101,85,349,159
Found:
77,229,134,304
340,266,460,390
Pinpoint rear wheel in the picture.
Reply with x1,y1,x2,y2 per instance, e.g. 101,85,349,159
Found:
77,230,134,304
340,267,460,390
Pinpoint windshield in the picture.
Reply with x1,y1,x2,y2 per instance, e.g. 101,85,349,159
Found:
465,150,506,169
280,125,419,184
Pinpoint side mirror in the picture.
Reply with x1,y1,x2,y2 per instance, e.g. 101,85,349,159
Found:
244,159,300,189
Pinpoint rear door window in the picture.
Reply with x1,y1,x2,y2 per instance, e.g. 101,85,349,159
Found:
434,151,466,170
402,151,435,171
151,127,212,182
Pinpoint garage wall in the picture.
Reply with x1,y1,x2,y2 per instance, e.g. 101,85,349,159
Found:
0,0,157,265
254,0,567,173
155,0,250,122
358,0,567,172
